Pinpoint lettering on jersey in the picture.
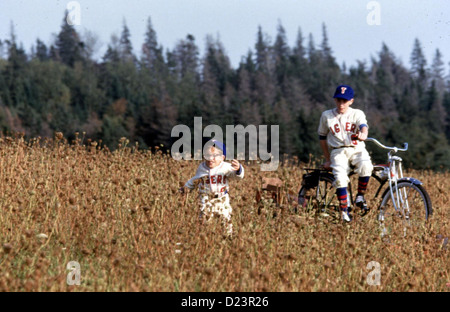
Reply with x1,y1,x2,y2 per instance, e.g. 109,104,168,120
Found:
345,122,357,132
330,124,341,135
205,175,227,185
330,123,357,136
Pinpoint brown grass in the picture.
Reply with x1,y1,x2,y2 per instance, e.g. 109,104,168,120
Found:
0,134,448,292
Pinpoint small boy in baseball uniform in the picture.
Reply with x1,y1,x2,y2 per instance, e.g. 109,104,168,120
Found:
318,85,373,222
181,140,244,235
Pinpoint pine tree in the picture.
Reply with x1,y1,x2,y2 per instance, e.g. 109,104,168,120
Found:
203,35,232,96
3,23,28,108
410,38,427,85
273,21,290,86
235,54,260,125
141,17,164,75
292,27,307,79
307,33,317,62
119,20,136,64
372,43,396,112
253,26,276,123
255,26,272,73
320,23,332,62
170,35,201,127
55,12,85,67
318,23,341,101
430,49,445,94
34,39,49,61
293,27,306,62
202,36,222,124
304,31,337,104
173,34,199,80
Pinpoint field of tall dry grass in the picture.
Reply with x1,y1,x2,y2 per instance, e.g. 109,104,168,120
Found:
0,134,448,292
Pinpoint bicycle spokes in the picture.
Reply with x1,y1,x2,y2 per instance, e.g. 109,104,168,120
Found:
379,181,429,237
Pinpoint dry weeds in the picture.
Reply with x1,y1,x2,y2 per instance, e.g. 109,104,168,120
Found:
0,134,448,292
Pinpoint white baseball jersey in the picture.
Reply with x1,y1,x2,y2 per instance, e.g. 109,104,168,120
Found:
184,161,244,197
318,107,368,149
184,161,244,236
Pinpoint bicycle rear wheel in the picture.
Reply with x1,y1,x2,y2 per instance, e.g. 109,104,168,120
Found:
378,181,432,236
298,175,340,216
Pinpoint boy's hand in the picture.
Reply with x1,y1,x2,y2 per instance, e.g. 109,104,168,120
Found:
231,159,240,171
357,132,368,141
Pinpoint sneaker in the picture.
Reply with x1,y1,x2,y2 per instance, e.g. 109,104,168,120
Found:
341,209,352,222
355,195,369,214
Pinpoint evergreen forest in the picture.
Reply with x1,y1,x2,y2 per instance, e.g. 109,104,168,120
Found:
1,16,449,170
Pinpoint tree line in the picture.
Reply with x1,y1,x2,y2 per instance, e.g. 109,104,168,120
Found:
0,15,449,170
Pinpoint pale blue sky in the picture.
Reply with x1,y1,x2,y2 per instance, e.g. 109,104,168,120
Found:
0,0,449,73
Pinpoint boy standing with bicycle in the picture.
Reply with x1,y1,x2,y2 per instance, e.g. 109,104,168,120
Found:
318,85,374,222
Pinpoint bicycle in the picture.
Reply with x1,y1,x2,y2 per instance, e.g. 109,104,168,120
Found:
297,138,432,236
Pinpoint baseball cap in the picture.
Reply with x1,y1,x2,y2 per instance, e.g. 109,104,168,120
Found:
211,139,226,156
333,85,354,101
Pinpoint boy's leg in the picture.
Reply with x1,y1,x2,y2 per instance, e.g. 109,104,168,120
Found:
199,197,212,223
222,197,233,236
356,176,370,210
210,196,233,236
330,149,352,222
357,176,370,194
351,149,373,212
354,177,370,213
336,187,352,222
330,149,351,189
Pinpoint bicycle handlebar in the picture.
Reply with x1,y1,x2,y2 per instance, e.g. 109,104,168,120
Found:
365,137,408,152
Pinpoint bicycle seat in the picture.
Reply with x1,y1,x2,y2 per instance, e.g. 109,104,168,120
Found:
372,164,390,180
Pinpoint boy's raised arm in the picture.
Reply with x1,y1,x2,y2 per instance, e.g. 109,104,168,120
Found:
228,159,244,178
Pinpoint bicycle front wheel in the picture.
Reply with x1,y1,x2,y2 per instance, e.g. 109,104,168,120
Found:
378,181,432,236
